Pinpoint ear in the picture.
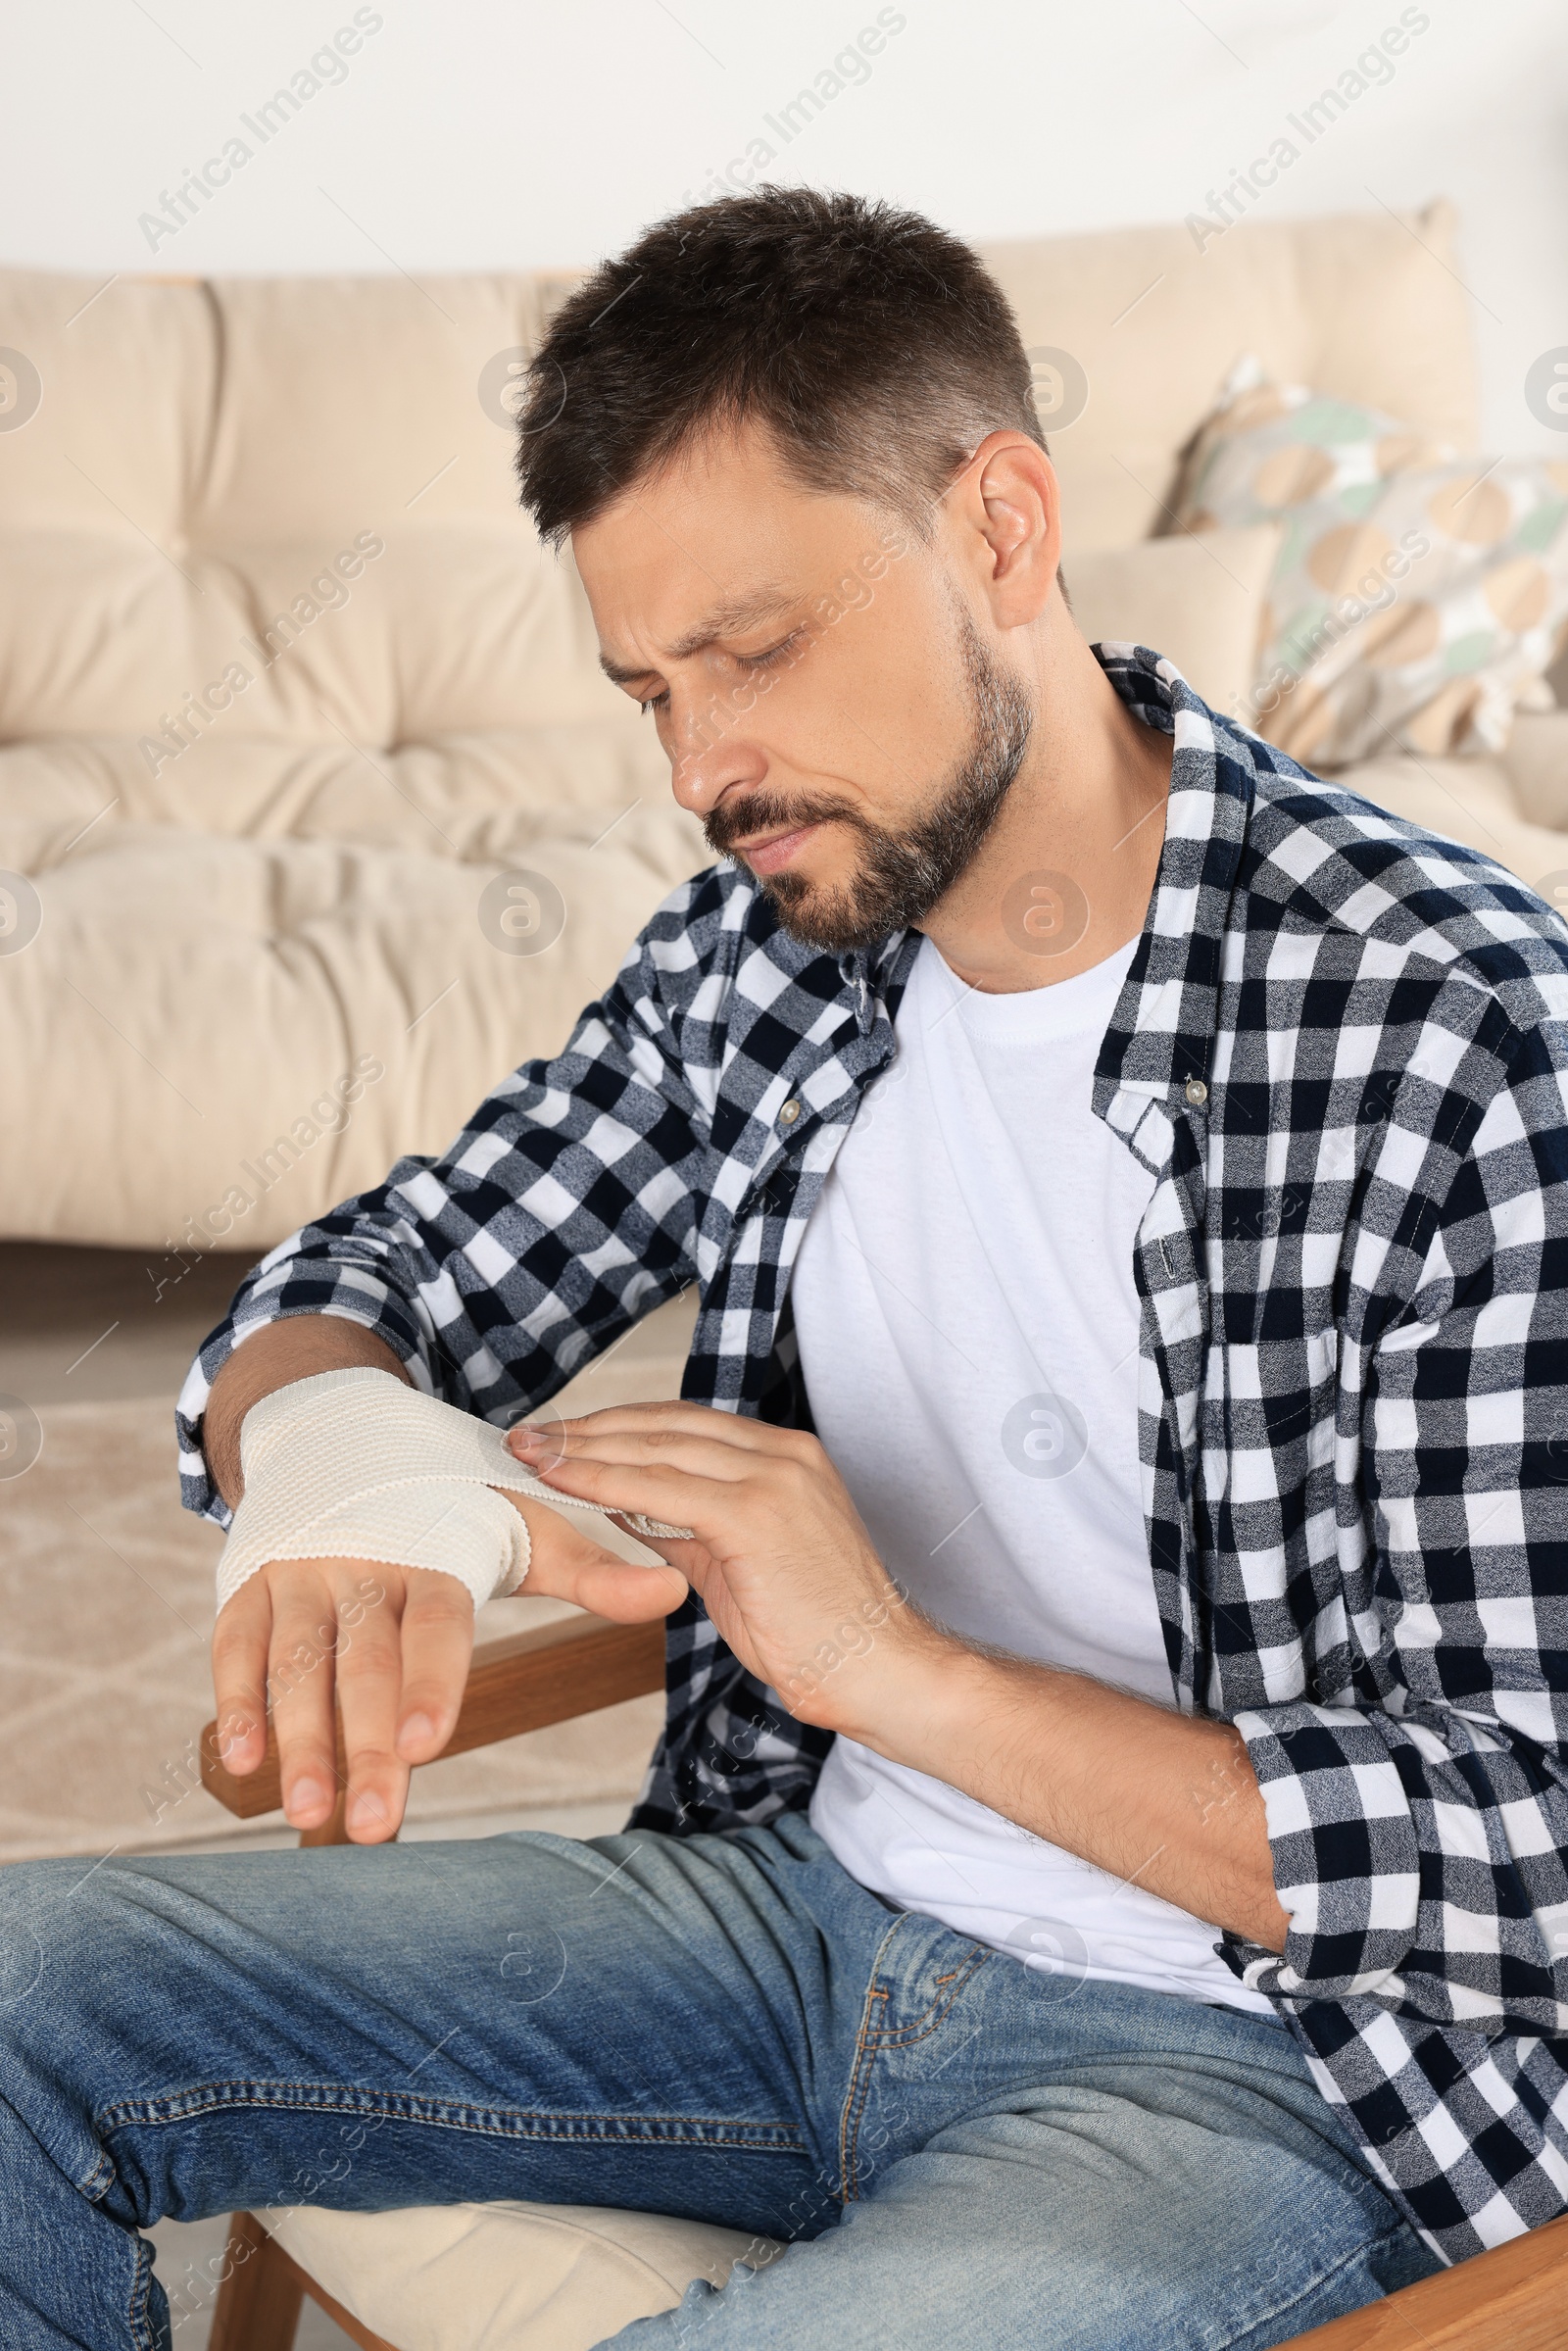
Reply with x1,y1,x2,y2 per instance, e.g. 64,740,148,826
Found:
954,430,1062,630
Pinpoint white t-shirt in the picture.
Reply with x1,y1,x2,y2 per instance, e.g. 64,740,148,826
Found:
794,934,1271,2012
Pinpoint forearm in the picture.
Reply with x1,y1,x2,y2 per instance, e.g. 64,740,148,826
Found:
205,1316,409,1507
837,1621,1291,1953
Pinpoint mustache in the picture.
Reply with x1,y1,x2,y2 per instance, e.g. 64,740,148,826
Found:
704,789,863,858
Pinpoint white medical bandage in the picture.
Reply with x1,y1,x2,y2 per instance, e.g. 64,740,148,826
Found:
216,1367,690,1615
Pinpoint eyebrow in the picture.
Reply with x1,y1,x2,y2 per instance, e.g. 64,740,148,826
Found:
598,586,797,686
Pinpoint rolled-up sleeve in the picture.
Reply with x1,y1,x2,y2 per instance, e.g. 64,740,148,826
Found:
1224,1022,1568,2031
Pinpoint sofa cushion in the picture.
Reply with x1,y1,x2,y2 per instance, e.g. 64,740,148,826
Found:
1170,364,1568,762
0,268,600,743
0,788,705,1249
1064,525,1280,714
0,722,679,868
978,200,1476,551
1494,708,1568,835
263,2199,782,2351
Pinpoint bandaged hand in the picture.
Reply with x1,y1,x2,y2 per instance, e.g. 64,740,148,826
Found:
219,1368,691,1614
212,1368,690,1843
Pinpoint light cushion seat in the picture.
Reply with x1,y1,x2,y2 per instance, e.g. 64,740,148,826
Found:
264,2198,782,2351
0,789,704,1249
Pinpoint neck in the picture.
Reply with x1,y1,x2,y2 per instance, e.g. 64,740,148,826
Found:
922,622,1172,996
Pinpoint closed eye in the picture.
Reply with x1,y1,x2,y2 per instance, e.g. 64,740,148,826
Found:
738,630,804,671
636,628,804,715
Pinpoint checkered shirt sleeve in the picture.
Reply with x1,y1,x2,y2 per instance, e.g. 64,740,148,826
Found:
1224,1011,1568,2034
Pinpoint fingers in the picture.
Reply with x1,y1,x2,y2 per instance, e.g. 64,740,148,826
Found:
330,1569,413,1842
506,1400,804,1463
212,1561,474,1845
549,1551,690,1622
508,1438,721,1534
513,1420,762,1489
267,1572,357,1833
394,1571,476,1766
212,1574,273,1777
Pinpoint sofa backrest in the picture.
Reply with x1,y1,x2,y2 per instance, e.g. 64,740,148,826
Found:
0,205,1485,1251
0,201,1476,788
980,199,1476,550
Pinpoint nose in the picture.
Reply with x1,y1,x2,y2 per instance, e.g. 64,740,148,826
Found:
664,673,767,814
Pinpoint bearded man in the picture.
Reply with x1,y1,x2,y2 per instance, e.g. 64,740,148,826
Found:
7,188,1568,2351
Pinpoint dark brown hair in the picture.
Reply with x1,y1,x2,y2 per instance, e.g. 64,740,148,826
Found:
514,186,1046,546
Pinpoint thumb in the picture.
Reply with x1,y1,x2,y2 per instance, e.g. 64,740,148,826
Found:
559,1554,689,1623
495,1491,688,1621
516,1525,687,1621
529,1544,688,1622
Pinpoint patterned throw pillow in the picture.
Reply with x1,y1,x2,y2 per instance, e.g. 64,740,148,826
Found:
1172,359,1568,766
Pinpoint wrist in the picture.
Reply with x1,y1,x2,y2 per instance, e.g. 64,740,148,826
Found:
793,1599,977,1748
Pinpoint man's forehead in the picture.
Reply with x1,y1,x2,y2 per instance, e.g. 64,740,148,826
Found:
577,417,879,679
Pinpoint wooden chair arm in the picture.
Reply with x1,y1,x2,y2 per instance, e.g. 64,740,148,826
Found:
199,1612,665,1821
1280,2206,1568,2348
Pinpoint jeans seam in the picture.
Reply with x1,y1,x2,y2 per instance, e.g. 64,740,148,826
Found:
838,1935,994,2200
98,2084,805,2153
838,1913,909,2201
840,1992,890,2202
126,2231,158,2351
842,1950,991,2195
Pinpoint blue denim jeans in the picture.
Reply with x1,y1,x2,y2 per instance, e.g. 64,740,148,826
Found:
0,1812,1438,2349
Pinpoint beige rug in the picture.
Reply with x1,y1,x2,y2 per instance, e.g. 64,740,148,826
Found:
0,1320,694,1864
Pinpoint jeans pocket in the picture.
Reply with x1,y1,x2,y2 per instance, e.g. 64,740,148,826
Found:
837,1915,995,2201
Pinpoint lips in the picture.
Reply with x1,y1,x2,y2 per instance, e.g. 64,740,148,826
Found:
733,821,822,876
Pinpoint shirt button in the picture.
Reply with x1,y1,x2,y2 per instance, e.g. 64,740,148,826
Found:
779,1099,802,1126
1184,1078,1208,1108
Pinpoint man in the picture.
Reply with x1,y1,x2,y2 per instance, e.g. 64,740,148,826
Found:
5,187,1568,2350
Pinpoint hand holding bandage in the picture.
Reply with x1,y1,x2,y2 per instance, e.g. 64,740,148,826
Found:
211,1367,690,1844
219,1368,692,1613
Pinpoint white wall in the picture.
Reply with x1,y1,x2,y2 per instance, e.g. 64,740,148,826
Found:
3,0,1565,454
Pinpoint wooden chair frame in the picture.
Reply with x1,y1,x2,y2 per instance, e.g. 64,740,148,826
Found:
194,1612,1568,2351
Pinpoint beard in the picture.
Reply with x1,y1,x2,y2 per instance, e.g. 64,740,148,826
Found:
703,613,1034,953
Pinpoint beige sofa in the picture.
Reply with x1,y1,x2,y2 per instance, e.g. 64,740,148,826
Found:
3,198,1565,1252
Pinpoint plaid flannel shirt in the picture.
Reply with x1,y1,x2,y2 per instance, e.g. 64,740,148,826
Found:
181,647,1568,2266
